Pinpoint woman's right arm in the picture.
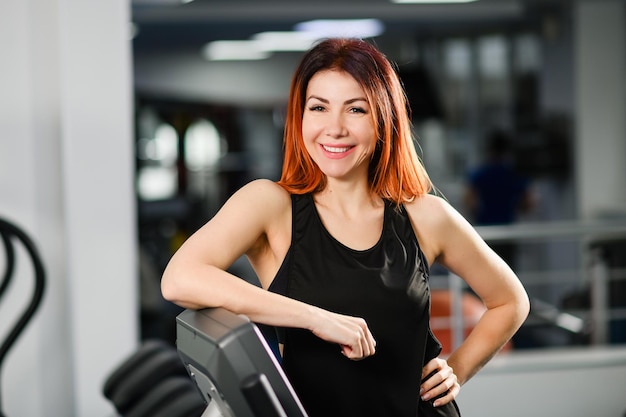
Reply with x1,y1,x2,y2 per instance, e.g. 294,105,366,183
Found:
161,179,288,309
160,179,376,359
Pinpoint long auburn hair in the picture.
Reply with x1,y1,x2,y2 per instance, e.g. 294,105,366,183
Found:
277,38,432,205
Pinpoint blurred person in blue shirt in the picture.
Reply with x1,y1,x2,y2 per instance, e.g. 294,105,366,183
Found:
464,129,535,267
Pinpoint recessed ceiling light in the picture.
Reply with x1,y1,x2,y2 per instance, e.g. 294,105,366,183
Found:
203,18,385,61
202,40,271,61
294,18,384,39
252,32,318,52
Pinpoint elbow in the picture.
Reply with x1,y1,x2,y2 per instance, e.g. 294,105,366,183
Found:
160,271,176,303
160,263,193,308
515,288,531,326
160,267,181,304
160,260,217,310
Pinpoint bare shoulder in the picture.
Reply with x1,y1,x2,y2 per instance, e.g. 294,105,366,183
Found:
237,178,290,200
405,193,460,225
229,179,291,214
226,179,292,285
229,179,291,230
209,179,292,246
404,193,472,264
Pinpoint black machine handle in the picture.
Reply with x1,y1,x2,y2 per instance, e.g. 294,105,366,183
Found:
0,232,15,302
241,373,289,417
0,218,46,417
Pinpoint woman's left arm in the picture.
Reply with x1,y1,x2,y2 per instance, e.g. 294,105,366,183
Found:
409,195,530,405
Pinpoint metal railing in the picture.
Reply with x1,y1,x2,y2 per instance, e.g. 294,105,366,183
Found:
432,219,626,351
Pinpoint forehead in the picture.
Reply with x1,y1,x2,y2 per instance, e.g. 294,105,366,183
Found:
306,69,364,95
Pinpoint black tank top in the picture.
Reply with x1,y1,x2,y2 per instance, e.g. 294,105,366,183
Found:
268,193,460,417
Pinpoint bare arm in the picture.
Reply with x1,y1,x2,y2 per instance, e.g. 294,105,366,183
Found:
408,195,530,404
161,180,288,310
161,179,376,359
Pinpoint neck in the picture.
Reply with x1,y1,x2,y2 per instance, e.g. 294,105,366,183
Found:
314,179,383,217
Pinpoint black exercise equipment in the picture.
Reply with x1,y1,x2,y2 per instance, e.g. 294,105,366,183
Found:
102,339,205,417
103,339,174,402
176,307,309,417
0,217,46,417
125,376,205,417
103,339,198,416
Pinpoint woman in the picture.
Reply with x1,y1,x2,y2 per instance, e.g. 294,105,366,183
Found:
161,38,529,416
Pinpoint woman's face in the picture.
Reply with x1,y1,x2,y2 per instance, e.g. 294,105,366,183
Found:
302,69,377,182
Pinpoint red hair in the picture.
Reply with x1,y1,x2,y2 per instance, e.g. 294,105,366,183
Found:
277,38,432,205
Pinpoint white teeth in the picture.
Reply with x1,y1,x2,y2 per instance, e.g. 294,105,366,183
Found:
323,145,350,153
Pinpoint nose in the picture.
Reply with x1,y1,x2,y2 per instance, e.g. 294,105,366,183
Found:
325,112,347,138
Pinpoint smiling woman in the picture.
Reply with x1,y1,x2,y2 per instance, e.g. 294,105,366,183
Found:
161,38,529,417
279,38,432,199
301,70,376,178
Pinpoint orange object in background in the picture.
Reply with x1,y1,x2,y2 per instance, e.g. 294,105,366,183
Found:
430,289,512,355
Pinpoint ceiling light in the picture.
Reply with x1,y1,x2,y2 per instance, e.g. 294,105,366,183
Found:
294,19,384,39
252,32,318,52
202,40,271,61
203,19,385,62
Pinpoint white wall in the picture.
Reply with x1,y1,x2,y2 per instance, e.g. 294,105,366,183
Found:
458,347,626,417
575,0,626,219
0,0,138,416
134,49,299,107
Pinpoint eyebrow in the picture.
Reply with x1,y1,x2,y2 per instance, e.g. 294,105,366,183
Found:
306,95,368,105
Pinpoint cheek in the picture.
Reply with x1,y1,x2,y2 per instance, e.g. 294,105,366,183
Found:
301,117,315,142
300,121,317,154
360,116,377,141
357,125,378,151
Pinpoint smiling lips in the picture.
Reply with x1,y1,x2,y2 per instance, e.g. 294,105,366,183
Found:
322,144,353,153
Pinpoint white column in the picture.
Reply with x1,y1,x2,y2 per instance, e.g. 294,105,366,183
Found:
575,0,626,219
59,0,139,415
0,0,138,416
0,2,44,416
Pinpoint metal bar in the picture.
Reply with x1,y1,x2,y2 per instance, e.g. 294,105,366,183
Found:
448,272,465,351
475,220,626,243
589,247,609,345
